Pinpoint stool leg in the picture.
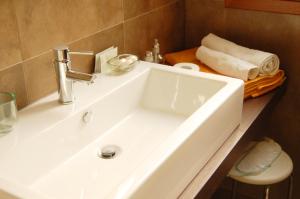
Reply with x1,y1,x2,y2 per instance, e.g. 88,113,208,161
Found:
231,180,238,199
264,186,270,199
288,175,293,199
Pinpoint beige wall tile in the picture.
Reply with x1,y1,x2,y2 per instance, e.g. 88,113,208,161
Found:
0,64,28,109
13,0,123,59
23,52,57,103
185,0,226,48
124,0,185,59
70,24,124,74
0,0,22,70
124,0,175,20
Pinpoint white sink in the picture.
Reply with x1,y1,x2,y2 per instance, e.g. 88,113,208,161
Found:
0,62,244,199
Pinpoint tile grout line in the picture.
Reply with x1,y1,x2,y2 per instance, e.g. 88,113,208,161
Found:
10,1,24,62
122,0,126,52
122,22,126,53
10,0,30,105
124,0,179,23
66,22,124,48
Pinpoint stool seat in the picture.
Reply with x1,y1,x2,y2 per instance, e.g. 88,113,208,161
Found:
229,151,293,185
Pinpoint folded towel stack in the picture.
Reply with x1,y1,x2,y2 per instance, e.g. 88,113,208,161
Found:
244,70,286,99
164,48,286,99
200,33,280,77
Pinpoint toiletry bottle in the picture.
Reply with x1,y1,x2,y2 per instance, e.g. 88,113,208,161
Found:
152,39,163,63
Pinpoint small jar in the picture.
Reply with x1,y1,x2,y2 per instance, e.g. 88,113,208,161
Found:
144,51,154,63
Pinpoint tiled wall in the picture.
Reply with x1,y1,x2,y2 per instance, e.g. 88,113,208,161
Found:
0,0,185,109
185,0,300,199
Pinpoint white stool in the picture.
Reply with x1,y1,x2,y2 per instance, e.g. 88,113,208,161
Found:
229,151,293,199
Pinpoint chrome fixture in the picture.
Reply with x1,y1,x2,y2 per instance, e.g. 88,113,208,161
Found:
98,145,121,159
53,46,96,104
82,110,93,123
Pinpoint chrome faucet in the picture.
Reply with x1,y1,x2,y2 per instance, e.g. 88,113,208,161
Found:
53,45,96,104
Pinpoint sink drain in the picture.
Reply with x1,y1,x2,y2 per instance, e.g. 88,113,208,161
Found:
98,145,121,159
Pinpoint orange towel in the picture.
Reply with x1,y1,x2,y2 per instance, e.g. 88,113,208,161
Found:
244,70,286,99
164,48,286,99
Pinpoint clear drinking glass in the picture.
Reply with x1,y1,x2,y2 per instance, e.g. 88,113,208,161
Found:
0,92,17,134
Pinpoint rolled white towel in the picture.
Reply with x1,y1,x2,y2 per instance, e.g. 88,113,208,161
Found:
196,46,259,81
202,33,280,76
235,138,282,176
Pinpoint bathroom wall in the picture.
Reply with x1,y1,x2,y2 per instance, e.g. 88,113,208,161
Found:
0,0,185,108
185,0,300,199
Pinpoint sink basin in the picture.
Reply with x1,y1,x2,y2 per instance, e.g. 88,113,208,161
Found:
0,62,243,199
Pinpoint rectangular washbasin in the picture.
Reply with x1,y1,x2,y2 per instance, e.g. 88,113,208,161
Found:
0,62,244,199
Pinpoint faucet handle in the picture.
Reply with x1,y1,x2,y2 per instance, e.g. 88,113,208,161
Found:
69,51,94,56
